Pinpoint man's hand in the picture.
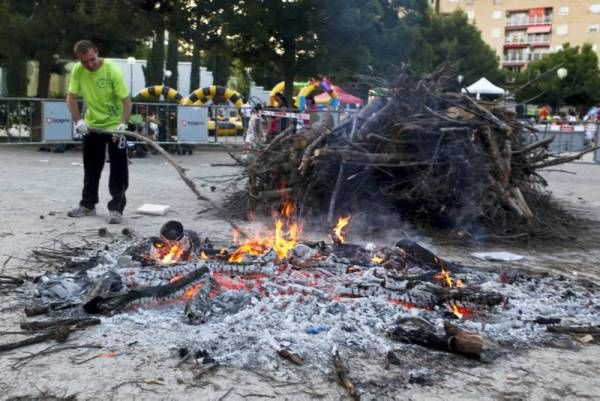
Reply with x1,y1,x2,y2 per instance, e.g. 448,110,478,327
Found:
116,122,128,131
75,119,88,135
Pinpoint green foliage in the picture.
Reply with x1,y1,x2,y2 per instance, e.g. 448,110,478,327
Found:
143,30,165,87
0,0,147,97
165,33,179,89
189,41,201,93
514,43,600,109
418,10,505,85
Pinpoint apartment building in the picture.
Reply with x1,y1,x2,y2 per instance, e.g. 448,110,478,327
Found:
431,1,600,71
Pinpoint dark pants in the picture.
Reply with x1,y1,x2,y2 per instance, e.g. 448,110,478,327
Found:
80,132,129,213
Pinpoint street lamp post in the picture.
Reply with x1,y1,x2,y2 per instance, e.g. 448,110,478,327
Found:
556,67,568,110
164,69,172,86
126,56,136,96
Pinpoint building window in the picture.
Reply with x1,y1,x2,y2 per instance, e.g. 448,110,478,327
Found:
494,0,502,5
559,6,569,16
466,0,473,5
555,24,568,35
467,10,475,20
589,24,600,33
589,4,600,13
491,28,501,38
593,44,598,52
492,10,502,19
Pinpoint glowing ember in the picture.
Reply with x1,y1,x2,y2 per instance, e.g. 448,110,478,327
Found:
183,282,203,299
388,298,415,309
333,215,351,243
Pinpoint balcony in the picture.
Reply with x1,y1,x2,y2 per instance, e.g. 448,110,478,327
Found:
502,58,528,66
506,16,553,29
502,52,549,66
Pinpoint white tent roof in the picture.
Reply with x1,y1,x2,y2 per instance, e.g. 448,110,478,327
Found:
461,77,505,95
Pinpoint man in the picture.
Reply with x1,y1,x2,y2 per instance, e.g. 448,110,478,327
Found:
66,40,132,224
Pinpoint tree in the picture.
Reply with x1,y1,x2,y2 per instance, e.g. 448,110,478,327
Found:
418,10,505,86
514,43,600,109
225,0,321,105
0,0,147,97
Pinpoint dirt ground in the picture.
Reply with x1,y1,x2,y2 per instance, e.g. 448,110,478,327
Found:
1,146,599,400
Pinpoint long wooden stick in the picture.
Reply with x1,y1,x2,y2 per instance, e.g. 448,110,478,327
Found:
90,128,251,238
90,128,208,201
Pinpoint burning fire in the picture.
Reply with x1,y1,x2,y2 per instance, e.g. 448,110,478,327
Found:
450,303,463,319
371,255,384,264
228,200,301,262
449,303,472,319
161,243,185,265
333,215,351,243
434,266,464,288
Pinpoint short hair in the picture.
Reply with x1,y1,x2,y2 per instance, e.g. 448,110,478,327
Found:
74,40,98,57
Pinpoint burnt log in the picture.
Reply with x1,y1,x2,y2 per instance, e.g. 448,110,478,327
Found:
84,265,210,314
389,319,482,359
547,325,600,335
184,274,217,324
21,317,101,332
419,282,504,307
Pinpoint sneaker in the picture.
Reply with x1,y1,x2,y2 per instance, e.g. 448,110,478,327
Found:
108,211,123,224
67,206,96,218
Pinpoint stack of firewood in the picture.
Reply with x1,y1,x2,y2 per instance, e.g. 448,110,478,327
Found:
229,67,593,238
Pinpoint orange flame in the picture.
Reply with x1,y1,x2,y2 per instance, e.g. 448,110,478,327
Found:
333,215,351,243
450,303,463,319
200,251,208,260
371,255,384,264
161,243,184,264
228,200,300,262
273,219,299,259
434,267,464,288
228,238,272,263
183,282,203,299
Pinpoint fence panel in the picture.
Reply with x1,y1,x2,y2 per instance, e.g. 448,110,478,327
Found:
0,97,360,146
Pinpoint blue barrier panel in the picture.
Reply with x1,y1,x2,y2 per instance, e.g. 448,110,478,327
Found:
42,101,73,142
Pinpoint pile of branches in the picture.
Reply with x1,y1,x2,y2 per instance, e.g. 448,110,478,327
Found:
229,67,593,239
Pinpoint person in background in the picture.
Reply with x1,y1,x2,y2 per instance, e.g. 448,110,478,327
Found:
567,110,577,123
537,105,550,122
66,39,131,224
244,104,264,150
241,101,252,130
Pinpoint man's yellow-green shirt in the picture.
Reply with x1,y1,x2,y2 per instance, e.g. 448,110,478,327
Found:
68,59,129,129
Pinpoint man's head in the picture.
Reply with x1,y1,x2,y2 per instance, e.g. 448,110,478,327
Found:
74,40,101,72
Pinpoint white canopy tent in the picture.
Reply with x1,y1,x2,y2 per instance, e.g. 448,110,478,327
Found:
461,77,505,99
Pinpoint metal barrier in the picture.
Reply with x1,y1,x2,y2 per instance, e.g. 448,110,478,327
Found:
595,126,600,163
0,97,39,143
530,123,594,153
0,97,359,146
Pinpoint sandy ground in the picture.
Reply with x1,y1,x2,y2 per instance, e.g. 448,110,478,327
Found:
1,146,600,400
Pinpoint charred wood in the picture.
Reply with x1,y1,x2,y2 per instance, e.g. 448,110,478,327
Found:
84,265,210,314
